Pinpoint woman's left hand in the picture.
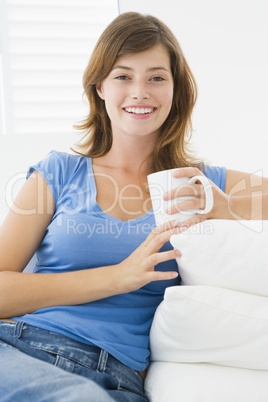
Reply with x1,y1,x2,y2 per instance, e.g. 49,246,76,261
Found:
163,167,231,228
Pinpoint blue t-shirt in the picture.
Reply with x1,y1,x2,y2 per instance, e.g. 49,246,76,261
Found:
12,151,226,371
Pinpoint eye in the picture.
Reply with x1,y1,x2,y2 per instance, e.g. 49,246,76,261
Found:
151,76,165,82
115,75,130,81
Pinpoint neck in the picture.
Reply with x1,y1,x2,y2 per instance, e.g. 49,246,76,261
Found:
95,134,156,175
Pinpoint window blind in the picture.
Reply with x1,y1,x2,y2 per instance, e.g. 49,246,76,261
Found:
0,0,119,135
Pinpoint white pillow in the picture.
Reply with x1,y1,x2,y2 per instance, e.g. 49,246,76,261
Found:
145,361,268,402
170,220,268,296
149,286,268,369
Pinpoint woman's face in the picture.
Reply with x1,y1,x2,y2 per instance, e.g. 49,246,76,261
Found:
96,44,174,144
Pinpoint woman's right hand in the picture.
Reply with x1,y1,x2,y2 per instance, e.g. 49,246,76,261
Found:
0,220,183,318
117,220,183,293
0,168,183,317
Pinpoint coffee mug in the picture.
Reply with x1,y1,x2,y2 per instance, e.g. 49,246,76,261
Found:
147,168,214,226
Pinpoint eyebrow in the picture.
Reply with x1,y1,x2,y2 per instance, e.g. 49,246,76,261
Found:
112,66,170,73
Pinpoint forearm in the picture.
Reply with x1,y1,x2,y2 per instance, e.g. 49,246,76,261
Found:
224,169,268,220
0,266,123,318
229,193,268,220
0,223,181,319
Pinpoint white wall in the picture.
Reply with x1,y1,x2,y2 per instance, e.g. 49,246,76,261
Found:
0,1,118,222
119,0,268,175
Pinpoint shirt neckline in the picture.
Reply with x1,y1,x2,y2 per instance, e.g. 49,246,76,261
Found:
87,157,153,225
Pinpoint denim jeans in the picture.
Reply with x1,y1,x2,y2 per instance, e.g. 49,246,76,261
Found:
0,321,149,402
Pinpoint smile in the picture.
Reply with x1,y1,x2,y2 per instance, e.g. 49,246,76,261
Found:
123,107,156,115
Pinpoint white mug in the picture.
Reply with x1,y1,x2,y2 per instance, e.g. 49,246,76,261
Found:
147,168,214,226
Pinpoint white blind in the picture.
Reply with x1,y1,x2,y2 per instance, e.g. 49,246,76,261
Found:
0,0,119,135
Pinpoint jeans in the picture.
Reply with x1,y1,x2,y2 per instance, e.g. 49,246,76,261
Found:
0,321,149,402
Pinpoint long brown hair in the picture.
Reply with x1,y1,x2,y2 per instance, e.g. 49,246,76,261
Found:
73,12,203,171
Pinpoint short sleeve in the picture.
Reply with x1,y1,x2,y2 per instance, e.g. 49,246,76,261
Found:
26,150,63,206
203,165,227,192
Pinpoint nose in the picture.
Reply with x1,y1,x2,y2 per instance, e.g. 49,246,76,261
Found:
130,80,150,100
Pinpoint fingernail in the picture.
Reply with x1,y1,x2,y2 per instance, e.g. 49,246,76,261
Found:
171,220,179,227
175,249,182,257
162,192,168,200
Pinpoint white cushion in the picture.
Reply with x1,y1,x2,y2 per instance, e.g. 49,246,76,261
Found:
170,220,268,296
145,361,268,402
149,286,268,369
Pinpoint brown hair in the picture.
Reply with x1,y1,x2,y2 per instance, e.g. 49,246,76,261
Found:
72,12,203,171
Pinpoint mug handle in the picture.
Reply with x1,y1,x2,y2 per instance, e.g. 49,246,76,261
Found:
188,175,214,214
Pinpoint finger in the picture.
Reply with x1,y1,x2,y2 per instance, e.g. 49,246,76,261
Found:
144,226,183,254
145,269,179,283
166,197,206,215
147,248,182,267
163,183,202,201
143,219,180,246
172,167,203,178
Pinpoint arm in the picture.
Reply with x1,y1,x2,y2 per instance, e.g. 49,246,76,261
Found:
163,167,268,225
0,172,180,318
225,169,268,220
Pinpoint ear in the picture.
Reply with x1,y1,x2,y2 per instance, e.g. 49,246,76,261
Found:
96,82,105,100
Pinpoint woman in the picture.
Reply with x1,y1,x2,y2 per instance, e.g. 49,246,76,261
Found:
0,12,267,401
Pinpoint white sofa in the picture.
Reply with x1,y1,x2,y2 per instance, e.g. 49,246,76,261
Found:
144,220,268,402
21,220,268,401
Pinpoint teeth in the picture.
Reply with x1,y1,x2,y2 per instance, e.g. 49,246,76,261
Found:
124,107,154,115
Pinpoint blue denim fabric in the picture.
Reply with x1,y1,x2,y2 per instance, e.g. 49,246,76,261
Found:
0,321,149,402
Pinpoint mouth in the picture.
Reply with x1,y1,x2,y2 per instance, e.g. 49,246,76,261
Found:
123,107,156,115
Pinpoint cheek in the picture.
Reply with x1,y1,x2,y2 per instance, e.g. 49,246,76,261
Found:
104,96,126,124
157,86,174,108
105,87,125,109
104,101,117,123
161,90,174,113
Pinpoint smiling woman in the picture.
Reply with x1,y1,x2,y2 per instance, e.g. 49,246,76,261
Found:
95,45,173,141
73,12,200,172
0,10,267,402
